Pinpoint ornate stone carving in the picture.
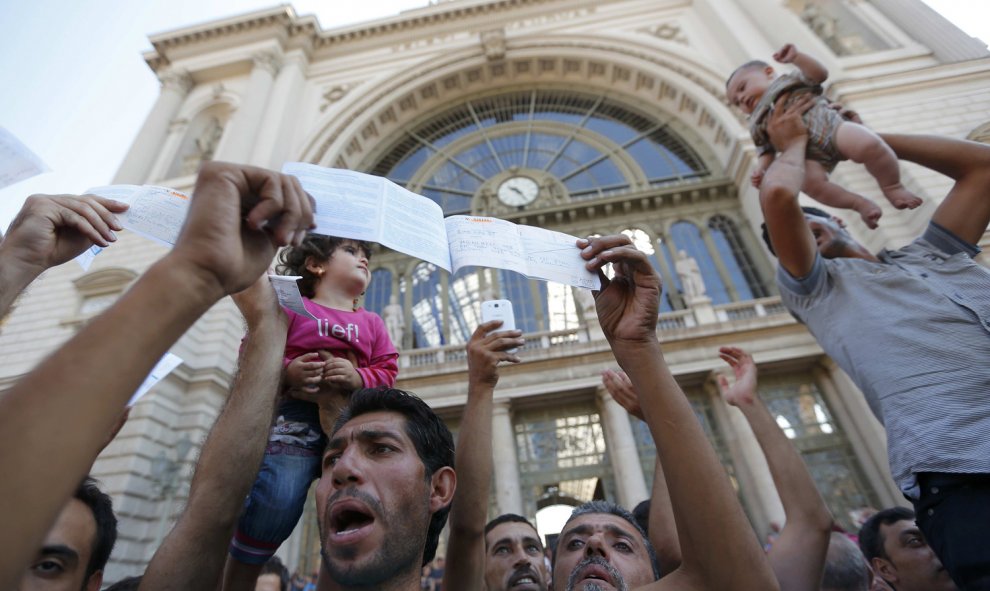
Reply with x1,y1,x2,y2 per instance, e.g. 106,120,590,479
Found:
641,22,688,45
320,85,351,112
383,295,405,350
211,83,226,100
181,117,224,176
251,51,282,76
675,249,707,301
480,28,507,61
159,70,194,95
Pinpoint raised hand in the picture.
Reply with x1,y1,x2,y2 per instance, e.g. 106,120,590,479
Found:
467,320,523,388
0,194,127,274
577,234,661,347
602,369,644,420
717,346,758,407
773,43,798,64
168,161,315,299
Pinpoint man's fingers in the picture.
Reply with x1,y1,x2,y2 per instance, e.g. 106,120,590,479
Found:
60,198,118,246
243,171,285,236
273,174,303,246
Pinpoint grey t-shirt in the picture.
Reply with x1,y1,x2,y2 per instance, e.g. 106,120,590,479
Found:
777,222,990,498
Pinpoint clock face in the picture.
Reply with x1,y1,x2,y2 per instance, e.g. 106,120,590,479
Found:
497,176,539,207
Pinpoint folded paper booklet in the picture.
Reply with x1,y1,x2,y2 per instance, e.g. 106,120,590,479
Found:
282,163,600,290
74,185,190,270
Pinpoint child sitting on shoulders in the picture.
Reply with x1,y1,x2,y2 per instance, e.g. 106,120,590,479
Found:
226,235,398,575
727,43,921,229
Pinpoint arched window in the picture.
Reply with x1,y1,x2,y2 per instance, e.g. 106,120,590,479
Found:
371,90,709,213
364,268,392,316
670,221,730,305
411,263,444,348
447,268,483,345
498,270,546,334
708,215,769,299
622,228,673,312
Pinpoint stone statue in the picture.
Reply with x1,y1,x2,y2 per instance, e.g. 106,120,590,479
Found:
383,295,405,350
675,249,706,300
181,117,224,176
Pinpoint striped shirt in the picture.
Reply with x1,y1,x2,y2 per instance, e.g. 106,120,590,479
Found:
778,222,990,498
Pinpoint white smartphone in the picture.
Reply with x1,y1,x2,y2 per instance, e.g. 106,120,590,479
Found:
481,299,518,353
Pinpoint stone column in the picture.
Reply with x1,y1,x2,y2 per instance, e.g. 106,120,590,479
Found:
596,387,649,509
113,69,193,184
146,117,189,182
813,361,903,508
250,50,307,167
492,402,524,516
703,377,784,534
217,51,280,164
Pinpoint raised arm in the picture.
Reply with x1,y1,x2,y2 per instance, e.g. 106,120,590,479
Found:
717,346,832,591
774,43,828,85
879,133,990,244
0,194,128,317
0,162,313,590
443,321,523,591
601,369,681,575
580,236,778,591
759,94,819,278
142,276,288,591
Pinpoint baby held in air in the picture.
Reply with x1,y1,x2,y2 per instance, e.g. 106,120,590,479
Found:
728,43,921,229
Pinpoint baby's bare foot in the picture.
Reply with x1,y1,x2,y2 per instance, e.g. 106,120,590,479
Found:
854,199,882,229
882,184,922,209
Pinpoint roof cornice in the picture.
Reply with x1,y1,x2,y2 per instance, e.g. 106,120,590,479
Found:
143,0,572,72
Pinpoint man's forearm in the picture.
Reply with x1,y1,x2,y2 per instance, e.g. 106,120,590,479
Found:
142,313,285,591
443,379,495,590
0,256,222,590
616,342,778,590
0,254,41,319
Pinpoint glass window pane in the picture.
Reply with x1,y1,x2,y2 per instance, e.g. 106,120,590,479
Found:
364,268,392,316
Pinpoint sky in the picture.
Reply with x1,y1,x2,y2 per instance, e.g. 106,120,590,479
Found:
0,0,987,229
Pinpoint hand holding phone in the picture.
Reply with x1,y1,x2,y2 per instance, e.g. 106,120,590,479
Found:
481,299,518,353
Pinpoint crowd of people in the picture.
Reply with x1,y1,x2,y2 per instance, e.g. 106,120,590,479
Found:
1,56,988,591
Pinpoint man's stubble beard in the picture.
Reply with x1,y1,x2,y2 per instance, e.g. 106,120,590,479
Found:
319,486,429,587
564,557,628,591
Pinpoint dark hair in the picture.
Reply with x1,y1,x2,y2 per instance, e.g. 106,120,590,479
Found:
631,500,650,535
484,513,541,544
726,59,770,89
275,235,373,298
553,500,660,580
332,387,455,566
261,556,290,591
858,506,915,561
823,532,871,591
761,205,834,256
102,575,143,591
74,477,117,580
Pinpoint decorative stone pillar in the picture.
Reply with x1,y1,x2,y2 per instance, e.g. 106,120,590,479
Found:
595,387,648,509
813,361,903,507
145,117,189,182
250,50,307,167
217,51,280,164
113,69,193,184
492,401,524,516
703,376,784,534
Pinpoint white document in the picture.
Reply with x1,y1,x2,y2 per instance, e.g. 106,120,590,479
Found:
282,163,599,290
75,185,191,269
0,127,49,189
282,163,451,270
269,274,317,320
129,352,183,407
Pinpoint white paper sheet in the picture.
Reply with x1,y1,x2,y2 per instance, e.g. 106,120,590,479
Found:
445,216,528,275
129,352,183,407
75,185,190,269
0,127,49,189
379,181,451,271
518,225,600,290
268,274,316,319
281,163,383,243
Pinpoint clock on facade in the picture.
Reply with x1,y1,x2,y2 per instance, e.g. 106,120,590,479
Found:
496,175,539,207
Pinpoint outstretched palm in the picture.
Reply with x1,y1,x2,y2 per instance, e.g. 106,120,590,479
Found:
717,346,758,407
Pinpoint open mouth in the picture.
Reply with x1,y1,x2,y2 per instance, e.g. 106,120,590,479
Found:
578,564,613,586
508,570,539,588
329,500,375,541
